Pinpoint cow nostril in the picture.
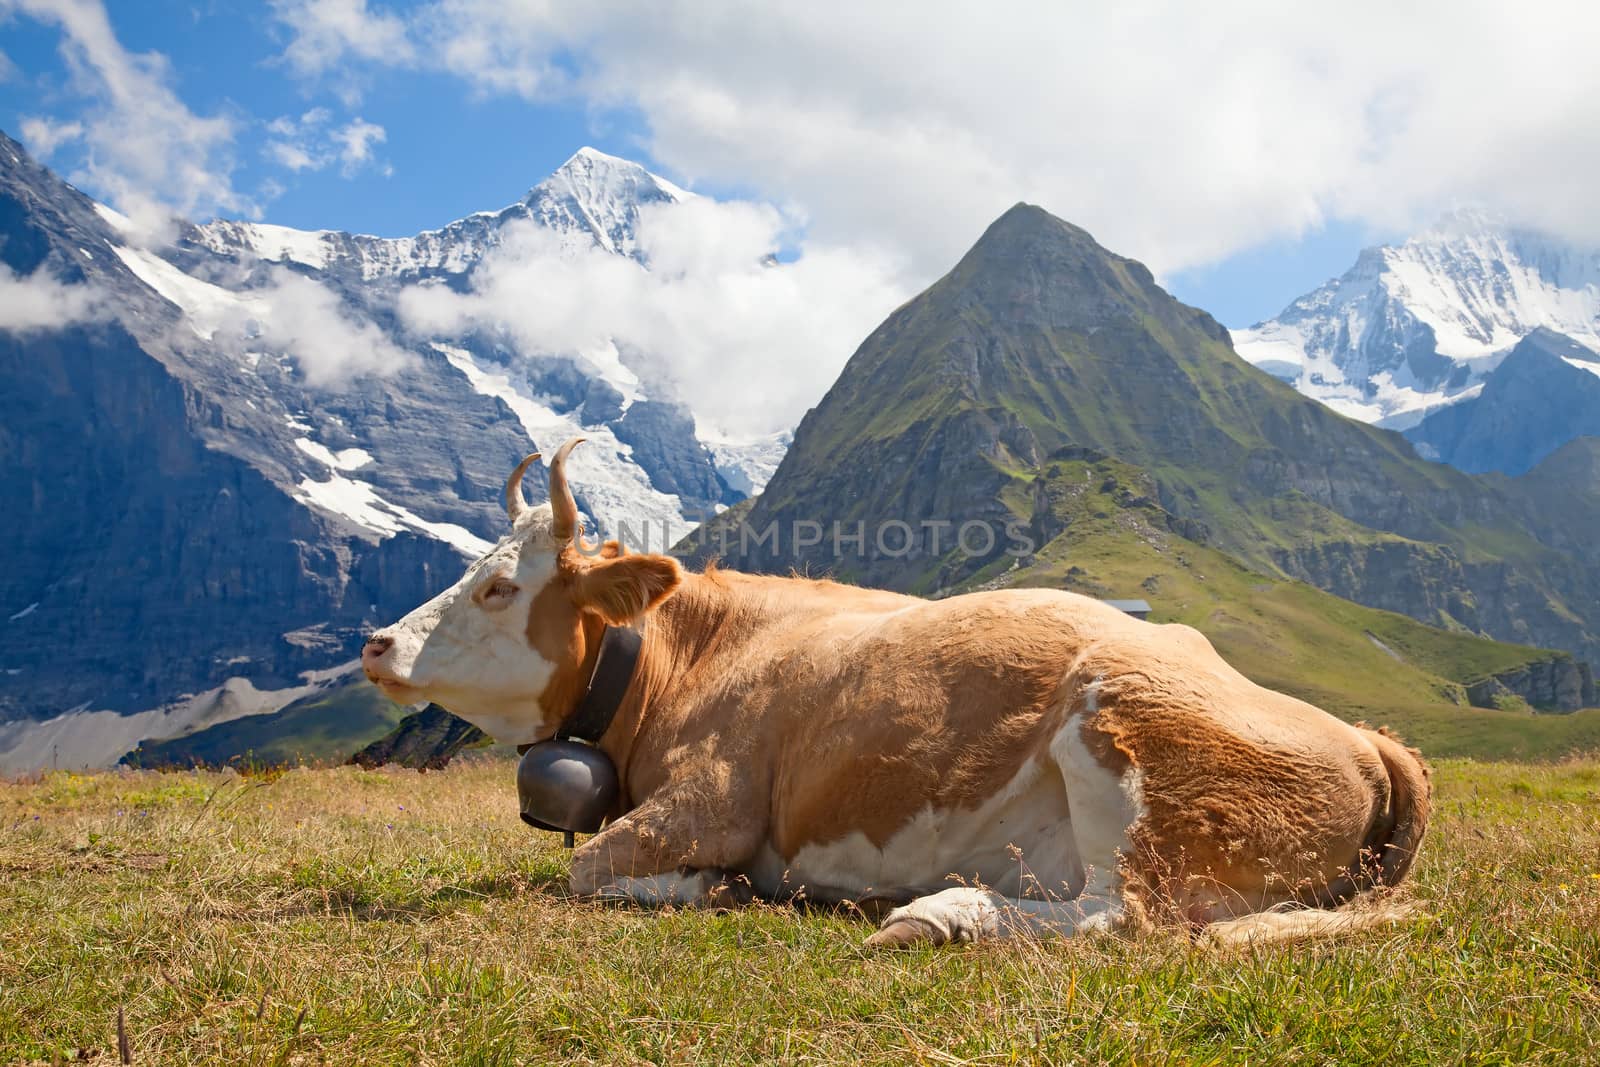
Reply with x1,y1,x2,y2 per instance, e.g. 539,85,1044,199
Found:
364,635,394,657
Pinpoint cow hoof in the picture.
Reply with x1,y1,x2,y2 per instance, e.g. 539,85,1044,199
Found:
852,889,921,923
865,916,945,949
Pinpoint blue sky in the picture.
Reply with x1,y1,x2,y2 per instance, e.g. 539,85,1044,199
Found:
4,2,1590,330
0,2,622,237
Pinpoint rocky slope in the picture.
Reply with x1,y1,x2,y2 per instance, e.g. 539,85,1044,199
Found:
1466,658,1594,714
1404,328,1600,475
1233,212,1600,431
348,704,494,771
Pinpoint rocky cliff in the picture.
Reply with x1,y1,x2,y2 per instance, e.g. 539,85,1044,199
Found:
1466,657,1595,714
348,704,492,770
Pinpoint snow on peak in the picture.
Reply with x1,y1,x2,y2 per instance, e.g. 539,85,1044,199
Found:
188,147,691,276
1234,212,1600,427
1564,356,1600,380
528,147,693,256
553,147,693,201
190,220,337,270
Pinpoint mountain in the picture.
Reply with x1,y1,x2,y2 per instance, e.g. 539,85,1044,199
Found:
1233,212,1600,430
688,204,1600,699
1404,329,1600,475
189,146,691,280
0,132,772,773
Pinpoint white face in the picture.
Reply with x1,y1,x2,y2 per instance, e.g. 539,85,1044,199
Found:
363,504,563,744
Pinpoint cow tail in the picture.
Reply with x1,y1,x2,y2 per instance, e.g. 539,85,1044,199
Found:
1201,725,1432,947
1357,725,1432,891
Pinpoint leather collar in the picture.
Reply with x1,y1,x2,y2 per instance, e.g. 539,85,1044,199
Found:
553,623,644,745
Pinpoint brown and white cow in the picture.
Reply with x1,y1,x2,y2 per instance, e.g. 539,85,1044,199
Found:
363,440,1430,947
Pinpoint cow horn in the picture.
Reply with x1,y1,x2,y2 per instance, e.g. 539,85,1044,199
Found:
549,437,585,542
504,452,542,525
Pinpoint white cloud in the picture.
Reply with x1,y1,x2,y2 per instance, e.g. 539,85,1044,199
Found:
0,265,106,332
3,0,248,238
18,116,84,158
271,1,1600,281
109,242,412,385
398,199,908,437
271,0,414,102
244,267,412,385
330,117,386,176
266,138,320,173
263,107,388,177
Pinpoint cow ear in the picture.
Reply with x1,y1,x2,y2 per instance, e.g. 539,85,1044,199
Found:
572,553,682,625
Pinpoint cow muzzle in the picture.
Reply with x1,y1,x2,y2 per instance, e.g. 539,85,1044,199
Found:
516,739,619,840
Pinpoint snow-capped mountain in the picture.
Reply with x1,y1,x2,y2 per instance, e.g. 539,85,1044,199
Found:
1233,211,1600,429
178,145,778,539
189,146,692,280
0,133,784,771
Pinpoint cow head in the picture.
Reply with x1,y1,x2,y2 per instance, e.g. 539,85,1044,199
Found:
361,438,682,744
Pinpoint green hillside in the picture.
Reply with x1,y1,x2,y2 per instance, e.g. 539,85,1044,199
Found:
122,683,410,770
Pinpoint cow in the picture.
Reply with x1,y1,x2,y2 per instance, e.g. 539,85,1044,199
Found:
363,439,1431,947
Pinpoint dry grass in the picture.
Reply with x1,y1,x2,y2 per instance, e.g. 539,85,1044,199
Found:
2,757,1598,1065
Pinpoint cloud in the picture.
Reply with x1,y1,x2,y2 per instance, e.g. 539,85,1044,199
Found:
239,267,412,386
163,258,413,386
3,0,248,238
263,107,388,177
0,265,106,332
398,197,908,437
18,116,84,158
270,1,1600,281
271,0,414,102
110,243,411,385
330,117,386,176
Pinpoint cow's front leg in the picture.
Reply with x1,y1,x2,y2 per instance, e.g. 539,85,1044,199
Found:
568,794,761,909
589,868,756,908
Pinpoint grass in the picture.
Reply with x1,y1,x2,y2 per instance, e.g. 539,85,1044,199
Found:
2,758,1599,1064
